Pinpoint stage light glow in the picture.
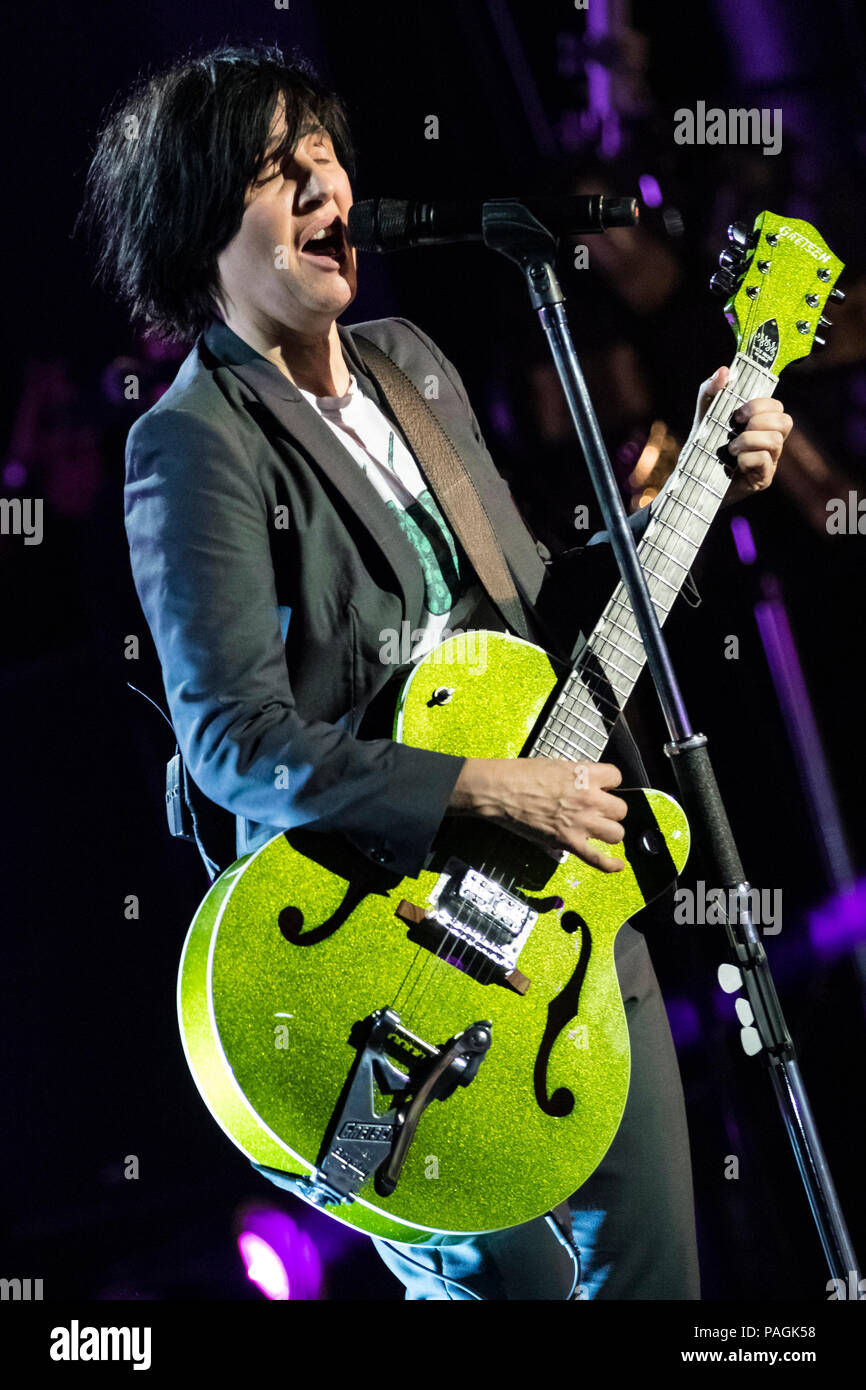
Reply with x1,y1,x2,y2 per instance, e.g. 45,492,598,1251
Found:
236,1206,324,1300
808,878,866,959
238,1231,290,1301
639,174,663,208
730,515,757,565
665,996,702,1048
2,459,26,487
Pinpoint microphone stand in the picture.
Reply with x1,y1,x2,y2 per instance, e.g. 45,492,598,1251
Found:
482,198,860,1294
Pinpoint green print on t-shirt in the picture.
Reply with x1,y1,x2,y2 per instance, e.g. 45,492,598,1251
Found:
387,490,468,616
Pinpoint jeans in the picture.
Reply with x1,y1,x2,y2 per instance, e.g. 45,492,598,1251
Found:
255,922,700,1300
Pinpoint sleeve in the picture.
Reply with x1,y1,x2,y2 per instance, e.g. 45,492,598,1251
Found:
586,504,654,547
124,406,466,879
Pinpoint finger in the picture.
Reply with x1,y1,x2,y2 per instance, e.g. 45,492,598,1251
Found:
595,790,629,821
586,761,623,788
732,409,792,435
697,366,729,423
728,430,784,458
733,458,772,486
586,815,628,846
725,458,774,494
731,397,783,424
569,838,625,873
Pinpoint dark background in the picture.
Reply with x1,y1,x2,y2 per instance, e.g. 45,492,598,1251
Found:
2,0,865,1303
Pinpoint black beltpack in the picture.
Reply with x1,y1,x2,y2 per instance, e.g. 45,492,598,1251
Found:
127,683,197,843
165,745,197,842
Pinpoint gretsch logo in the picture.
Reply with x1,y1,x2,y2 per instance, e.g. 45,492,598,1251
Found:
748,319,780,368
778,224,831,264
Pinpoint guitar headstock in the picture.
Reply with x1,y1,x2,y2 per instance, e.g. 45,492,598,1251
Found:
710,211,844,374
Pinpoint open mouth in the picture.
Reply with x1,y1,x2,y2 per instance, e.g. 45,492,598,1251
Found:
299,219,347,267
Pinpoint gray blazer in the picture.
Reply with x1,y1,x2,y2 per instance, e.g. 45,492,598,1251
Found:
124,315,649,881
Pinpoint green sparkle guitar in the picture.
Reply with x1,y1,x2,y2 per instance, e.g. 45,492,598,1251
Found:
177,213,842,1244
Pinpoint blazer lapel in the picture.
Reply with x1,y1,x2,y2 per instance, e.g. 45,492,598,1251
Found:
201,316,548,626
202,318,426,621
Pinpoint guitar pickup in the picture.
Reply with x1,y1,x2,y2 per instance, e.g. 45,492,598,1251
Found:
394,858,536,993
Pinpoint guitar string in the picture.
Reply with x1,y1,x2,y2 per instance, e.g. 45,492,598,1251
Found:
389,357,777,1018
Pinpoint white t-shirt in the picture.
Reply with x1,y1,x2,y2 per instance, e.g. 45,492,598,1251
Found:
296,371,482,661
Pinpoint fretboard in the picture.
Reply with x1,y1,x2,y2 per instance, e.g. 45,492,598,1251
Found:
530,352,778,762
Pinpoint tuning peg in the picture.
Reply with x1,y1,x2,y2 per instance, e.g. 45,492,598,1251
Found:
718,248,744,273
710,270,736,298
813,335,827,351
829,287,845,302
819,315,832,328
728,220,751,249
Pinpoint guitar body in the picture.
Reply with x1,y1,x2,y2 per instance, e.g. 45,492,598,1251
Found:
178,631,689,1243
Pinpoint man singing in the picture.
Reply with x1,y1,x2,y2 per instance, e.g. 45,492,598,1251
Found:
79,42,791,1299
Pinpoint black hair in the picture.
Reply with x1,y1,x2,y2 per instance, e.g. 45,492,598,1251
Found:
76,41,356,341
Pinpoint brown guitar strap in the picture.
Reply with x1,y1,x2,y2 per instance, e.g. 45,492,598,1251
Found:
353,334,533,643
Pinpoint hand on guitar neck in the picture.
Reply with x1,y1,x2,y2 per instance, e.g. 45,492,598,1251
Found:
690,364,792,507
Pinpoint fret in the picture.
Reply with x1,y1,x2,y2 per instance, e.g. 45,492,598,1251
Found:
586,622,644,662
667,493,713,526
536,726,581,758
608,588,671,630
649,594,672,616
538,720,606,760
586,648,634,687
675,470,726,501
594,614,643,652
566,693,622,736
663,519,694,546
547,681,608,733
641,537,692,571
690,438,728,465
701,408,736,431
589,633,644,669
642,568,680,595
560,674,617,721
543,717,607,758
567,685,622,729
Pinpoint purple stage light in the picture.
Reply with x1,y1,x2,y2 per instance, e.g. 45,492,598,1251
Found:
489,394,515,439
665,996,702,1048
238,1231,290,1301
808,879,866,960
2,459,27,488
730,515,757,566
236,1206,323,1301
638,174,663,208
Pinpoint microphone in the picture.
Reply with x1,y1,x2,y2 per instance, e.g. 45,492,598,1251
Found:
348,195,639,251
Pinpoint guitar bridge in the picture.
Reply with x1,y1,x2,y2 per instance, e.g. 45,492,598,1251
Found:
308,1008,492,1205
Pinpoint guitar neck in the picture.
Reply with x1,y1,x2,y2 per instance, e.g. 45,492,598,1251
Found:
529,351,778,762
